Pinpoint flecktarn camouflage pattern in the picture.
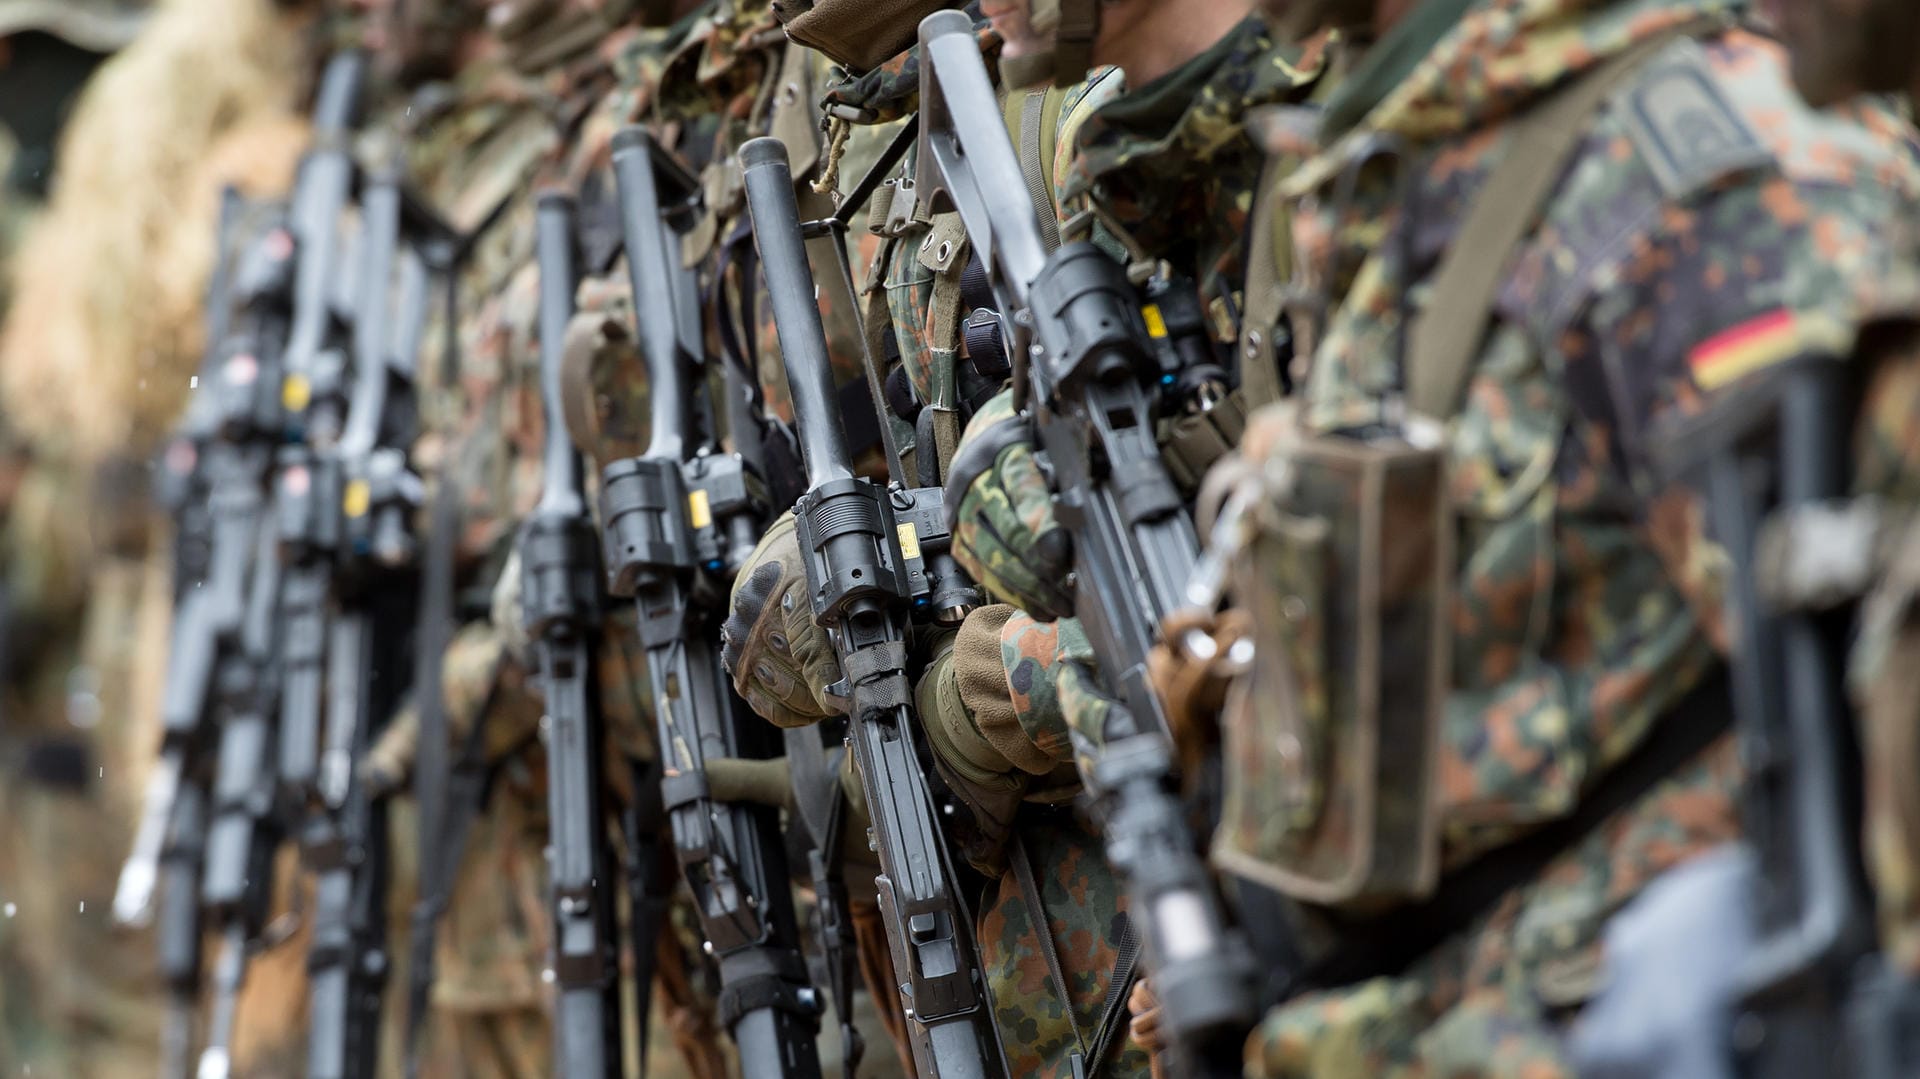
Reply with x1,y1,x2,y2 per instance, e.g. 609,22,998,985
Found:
1228,0,1920,1074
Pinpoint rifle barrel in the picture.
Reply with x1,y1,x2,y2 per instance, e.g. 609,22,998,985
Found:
739,138,853,489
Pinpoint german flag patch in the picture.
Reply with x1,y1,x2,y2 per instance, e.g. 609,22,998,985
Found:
1688,309,1805,391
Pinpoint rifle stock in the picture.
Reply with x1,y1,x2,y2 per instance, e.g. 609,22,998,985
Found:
602,125,825,1078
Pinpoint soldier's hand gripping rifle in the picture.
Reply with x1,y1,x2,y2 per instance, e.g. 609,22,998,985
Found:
742,135,1006,1079
600,126,825,1078
305,160,432,1079
913,11,1255,1074
522,190,624,1077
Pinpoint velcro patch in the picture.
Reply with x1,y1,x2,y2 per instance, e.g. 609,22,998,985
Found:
1618,38,1772,201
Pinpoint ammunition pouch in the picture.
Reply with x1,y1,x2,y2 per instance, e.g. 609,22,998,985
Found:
1203,403,1450,906
1160,386,1249,493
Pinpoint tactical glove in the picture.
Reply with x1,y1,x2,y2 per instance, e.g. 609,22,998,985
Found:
945,388,1076,620
1054,654,1119,779
720,511,845,728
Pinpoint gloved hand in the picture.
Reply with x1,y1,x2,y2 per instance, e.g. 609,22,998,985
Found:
720,511,845,728
944,388,1076,620
1054,654,1120,780
916,606,1032,866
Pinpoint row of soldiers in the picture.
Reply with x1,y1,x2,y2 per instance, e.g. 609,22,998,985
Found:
5,0,1920,1076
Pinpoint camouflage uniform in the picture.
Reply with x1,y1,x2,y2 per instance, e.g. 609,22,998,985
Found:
1205,1,1920,1074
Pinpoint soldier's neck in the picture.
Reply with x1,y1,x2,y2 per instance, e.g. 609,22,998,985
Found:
1375,0,1417,32
1099,0,1254,87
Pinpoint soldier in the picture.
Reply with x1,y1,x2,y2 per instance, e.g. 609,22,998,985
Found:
345,3,742,1076
1186,0,1920,1076
728,3,1330,1076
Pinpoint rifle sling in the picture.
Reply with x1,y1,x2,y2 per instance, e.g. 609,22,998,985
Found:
1302,667,1734,992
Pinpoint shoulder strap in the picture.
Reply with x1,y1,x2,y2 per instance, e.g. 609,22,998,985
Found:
1407,22,1708,420
1010,88,1064,253
1239,157,1293,409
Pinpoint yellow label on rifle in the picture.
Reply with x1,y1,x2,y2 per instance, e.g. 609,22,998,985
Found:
282,374,312,412
896,522,922,561
1141,304,1169,339
343,479,371,519
688,489,713,530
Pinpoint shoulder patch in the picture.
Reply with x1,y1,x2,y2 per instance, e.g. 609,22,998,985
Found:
1618,38,1772,201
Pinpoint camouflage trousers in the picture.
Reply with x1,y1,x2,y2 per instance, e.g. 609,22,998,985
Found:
978,809,1153,1079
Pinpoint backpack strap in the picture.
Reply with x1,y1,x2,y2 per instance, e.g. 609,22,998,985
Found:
1003,86,1068,252
1238,156,1294,409
1406,19,1715,420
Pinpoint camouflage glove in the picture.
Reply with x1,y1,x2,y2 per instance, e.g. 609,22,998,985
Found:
945,388,1076,620
720,511,845,728
1054,654,1119,779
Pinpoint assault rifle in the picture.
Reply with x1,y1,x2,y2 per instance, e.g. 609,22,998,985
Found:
742,135,1004,1079
913,11,1255,1075
600,126,824,1077
123,184,247,1079
199,51,370,1079
115,185,301,1079
1616,350,1920,1079
303,160,431,1079
522,190,624,1076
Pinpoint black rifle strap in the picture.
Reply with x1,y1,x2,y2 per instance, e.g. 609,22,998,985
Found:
1086,914,1140,1075
608,629,668,1076
403,230,507,1077
818,759,862,1079
831,114,919,232
1302,668,1735,993
402,648,499,1077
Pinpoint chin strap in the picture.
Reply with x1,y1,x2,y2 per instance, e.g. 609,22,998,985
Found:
1051,0,1098,84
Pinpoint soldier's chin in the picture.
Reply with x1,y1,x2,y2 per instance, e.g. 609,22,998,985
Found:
1786,51,1869,110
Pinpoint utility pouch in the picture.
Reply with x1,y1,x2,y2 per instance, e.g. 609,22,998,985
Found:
1207,404,1450,906
779,0,956,74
